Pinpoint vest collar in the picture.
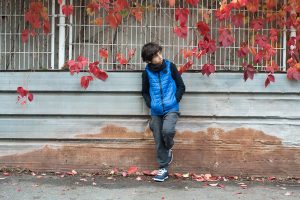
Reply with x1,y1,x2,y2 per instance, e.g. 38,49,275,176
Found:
147,59,167,72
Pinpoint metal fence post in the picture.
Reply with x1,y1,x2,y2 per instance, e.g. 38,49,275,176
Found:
50,0,56,69
58,0,66,69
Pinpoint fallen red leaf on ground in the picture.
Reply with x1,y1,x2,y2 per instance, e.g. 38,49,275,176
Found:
127,166,138,175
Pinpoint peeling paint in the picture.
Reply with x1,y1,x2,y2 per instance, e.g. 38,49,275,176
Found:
0,124,299,177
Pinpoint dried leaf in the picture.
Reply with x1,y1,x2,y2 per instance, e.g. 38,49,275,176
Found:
3,172,10,176
174,173,183,178
127,166,138,175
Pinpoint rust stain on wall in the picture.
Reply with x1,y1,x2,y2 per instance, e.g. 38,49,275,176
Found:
1,124,299,177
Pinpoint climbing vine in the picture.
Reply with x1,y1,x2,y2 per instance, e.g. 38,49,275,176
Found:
17,0,300,102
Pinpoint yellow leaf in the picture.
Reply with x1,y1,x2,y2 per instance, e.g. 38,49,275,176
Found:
93,18,103,26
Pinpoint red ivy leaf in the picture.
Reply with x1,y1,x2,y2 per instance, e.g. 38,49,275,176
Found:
181,48,204,59
218,28,234,47
99,48,109,61
131,5,143,22
237,42,249,58
269,28,279,42
127,48,136,59
106,10,122,29
93,17,103,26
250,18,264,30
254,50,264,64
201,63,215,76
67,55,88,75
231,13,244,27
228,1,241,9
116,53,128,65
43,20,50,34
27,93,34,102
237,0,248,7
287,37,296,48
17,87,34,103
255,34,269,48
77,55,88,68
86,1,100,15
175,8,189,25
169,0,175,7
185,0,199,7
173,24,188,39
80,76,94,89
67,60,80,75
246,0,259,13
198,36,217,54
57,0,62,5
196,21,210,36
113,0,129,12
62,4,73,16
99,0,110,10
30,30,37,37
287,66,300,80
24,2,43,29
21,29,30,43
287,57,297,68
265,73,275,87
262,44,276,61
17,87,29,97
266,0,277,9
266,61,279,73
243,63,257,81
215,5,232,21
181,49,194,59
178,60,193,75
89,61,108,81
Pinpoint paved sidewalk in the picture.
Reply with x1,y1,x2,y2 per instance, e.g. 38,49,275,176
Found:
0,173,299,200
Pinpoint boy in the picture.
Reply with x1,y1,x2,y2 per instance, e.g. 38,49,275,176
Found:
141,42,186,182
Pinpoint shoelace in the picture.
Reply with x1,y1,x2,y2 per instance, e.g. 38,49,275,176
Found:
157,168,166,175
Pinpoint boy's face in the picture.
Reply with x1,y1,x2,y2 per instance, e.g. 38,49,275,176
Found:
149,51,163,65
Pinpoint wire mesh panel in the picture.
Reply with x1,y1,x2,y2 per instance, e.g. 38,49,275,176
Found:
0,0,55,70
66,0,287,72
0,0,287,71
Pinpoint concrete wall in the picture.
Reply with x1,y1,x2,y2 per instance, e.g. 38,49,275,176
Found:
0,71,300,177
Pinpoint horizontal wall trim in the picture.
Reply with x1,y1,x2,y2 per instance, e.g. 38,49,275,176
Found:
1,72,299,93
1,93,300,117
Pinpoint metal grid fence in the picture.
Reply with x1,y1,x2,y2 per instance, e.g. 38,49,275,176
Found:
67,0,287,71
0,0,287,71
0,0,56,70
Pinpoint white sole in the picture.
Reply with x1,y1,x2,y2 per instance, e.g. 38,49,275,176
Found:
153,176,169,182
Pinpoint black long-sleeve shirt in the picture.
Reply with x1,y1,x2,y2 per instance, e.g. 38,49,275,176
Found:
141,62,186,109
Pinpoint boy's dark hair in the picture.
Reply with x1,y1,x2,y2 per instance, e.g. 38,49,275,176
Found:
141,42,162,62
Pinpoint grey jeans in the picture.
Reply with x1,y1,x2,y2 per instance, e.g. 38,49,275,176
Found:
149,111,180,170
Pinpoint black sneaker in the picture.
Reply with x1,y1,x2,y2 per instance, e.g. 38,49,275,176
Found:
167,149,173,165
153,168,169,182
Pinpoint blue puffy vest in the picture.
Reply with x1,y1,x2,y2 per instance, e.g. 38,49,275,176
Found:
145,59,179,116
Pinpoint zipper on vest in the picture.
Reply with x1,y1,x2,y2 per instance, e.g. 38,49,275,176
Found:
158,72,165,113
